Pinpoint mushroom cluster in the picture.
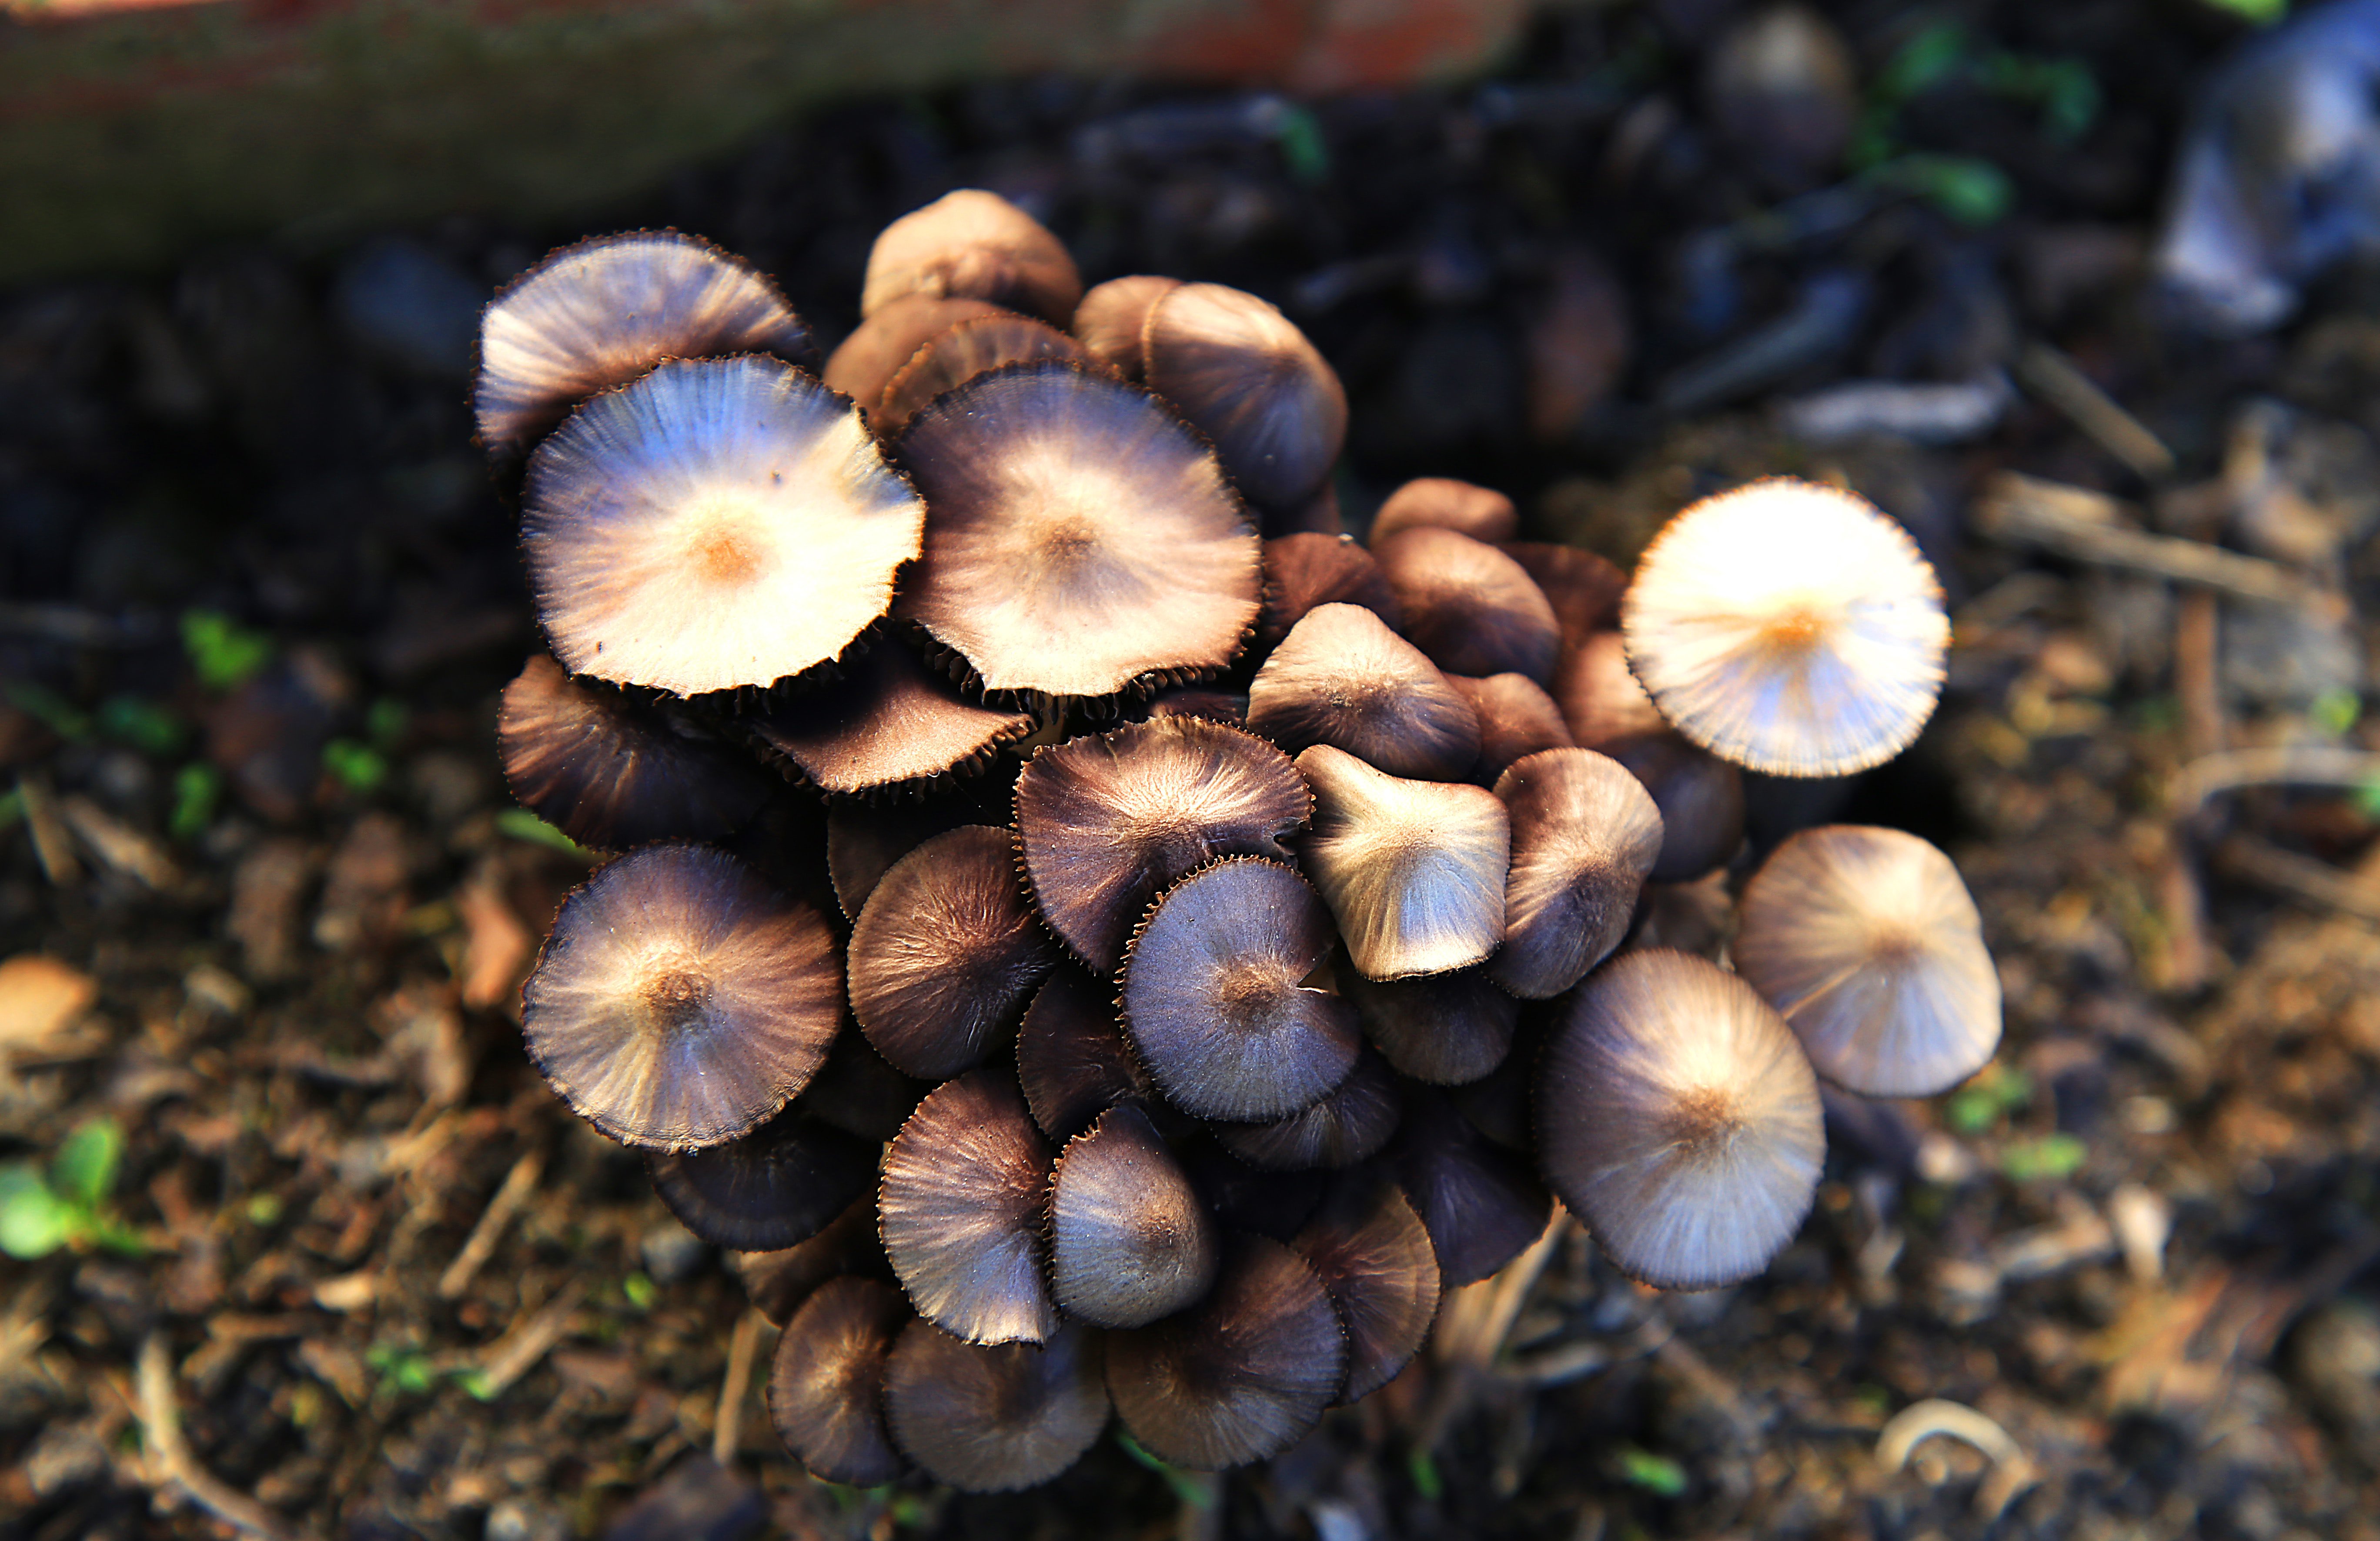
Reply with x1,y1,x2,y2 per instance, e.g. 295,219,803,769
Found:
473,195,2000,1491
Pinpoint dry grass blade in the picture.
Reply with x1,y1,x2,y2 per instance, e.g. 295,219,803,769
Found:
2170,744,2380,821
2015,341,2176,481
1973,473,2316,607
471,1281,587,1398
136,1334,308,1541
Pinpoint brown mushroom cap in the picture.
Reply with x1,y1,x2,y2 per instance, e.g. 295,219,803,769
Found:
1254,533,1404,654
521,355,925,697
1370,478,1518,544
1621,478,1949,777
1142,281,1348,514
1490,748,1665,999
1016,714,1309,972
1445,1011,1546,1151
1446,672,1576,786
1293,1165,1441,1403
862,189,1084,327
1339,964,1519,1086
1179,1139,1327,1242
1211,1046,1402,1171
521,844,842,1151
896,362,1261,701
791,1027,932,1144
1371,527,1561,686
767,1275,910,1486
884,1318,1110,1491
824,791,1011,923
733,1194,889,1327
1049,1103,1220,1327
743,637,1036,798
475,231,815,469
1390,1084,1552,1285
498,653,772,849
1552,628,1670,750
1296,744,1511,982
1016,967,1155,1141
874,312,1093,437
1604,733,1746,884
849,824,1059,1080
1120,857,1363,1122
1071,274,1180,379
1504,542,1628,641
1105,1234,1348,1469
1142,686,1249,726
1537,948,1825,1290
822,293,1008,405
1246,604,1480,781
1731,825,2000,1097
648,1106,878,1252
879,1070,1057,1344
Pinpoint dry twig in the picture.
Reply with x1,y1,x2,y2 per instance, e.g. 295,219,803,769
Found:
135,1334,306,1541
1973,474,2317,607
437,1147,544,1299
712,1309,764,1465
2015,341,2176,482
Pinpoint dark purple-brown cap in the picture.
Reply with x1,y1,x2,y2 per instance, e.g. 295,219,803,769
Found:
1071,274,1180,379
1370,478,1518,544
1142,282,1347,515
648,1106,877,1251
1446,672,1575,786
733,1194,889,1326
1246,604,1480,781
1015,714,1308,972
1371,527,1561,686
1049,1102,1219,1327
1293,1164,1441,1402
1537,948,1825,1290
896,362,1260,702
1490,748,1665,999
849,825,1058,1080
1390,1084,1552,1285
822,293,1007,405
884,1318,1110,1491
744,636,1036,798
1212,1046,1402,1171
790,1027,931,1144
1178,1139,1326,1242
1142,686,1249,726
475,232,815,470
521,844,842,1150
862,190,1084,327
1604,733,1746,884
1339,964,1519,1086
1105,1234,1347,1468
824,788,1013,922
879,1070,1057,1344
498,653,772,850
767,1276,911,1485
521,355,925,698
1296,744,1511,981
1504,542,1627,643
874,312,1093,437
1445,1011,1546,1151
1120,857,1363,1122
1016,967,1155,1141
1254,533,1404,655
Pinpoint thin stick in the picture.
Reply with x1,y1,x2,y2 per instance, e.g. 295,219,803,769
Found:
471,1281,585,1398
438,1149,544,1300
17,774,80,886
2016,341,2176,482
2170,744,2380,821
712,1309,763,1465
2173,590,2224,760
1973,474,2316,607
2212,835,2380,923
135,1335,304,1541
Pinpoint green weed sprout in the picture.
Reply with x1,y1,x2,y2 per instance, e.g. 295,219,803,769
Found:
0,1118,144,1259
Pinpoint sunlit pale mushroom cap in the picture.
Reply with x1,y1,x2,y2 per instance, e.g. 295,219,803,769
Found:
475,232,814,467
1143,281,1348,514
884,1319,1110,1492
1621,478,1948,777
1049,1103,1219,1327
1731,825,2000,1097
1490,747,1665,999
879,1070,1058,1344
1296,745,1511,982
1538,949,1825,1291
862,189,1084,326
522,356,926,697
1247,604,1481,781
521,844,842,1150
744,638,1036,797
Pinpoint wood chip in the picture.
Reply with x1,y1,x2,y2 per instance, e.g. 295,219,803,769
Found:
0,954,96,1051
134,1334,307,1541
2016,340,2176,482
17,774,79,886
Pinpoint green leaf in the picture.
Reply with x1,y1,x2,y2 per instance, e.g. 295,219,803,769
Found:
169,763,223,842
498,807,592,859
1271,103,1332,186
0,1167,71,1259
2201,0,2286,22
1407,1447,1444,1501
1618,1446,1688,1498
2000,1132,2088,1183
322,739,389,795
1876,154,2015,226
53,1118,123,1211
621,1272,657,1312
181,609,274,692
367,697,410,749
1114,1429,1214,1508
97,696,187,757
1875,23,1968,105
2312,687,2362,737
1945,1064,2029,1134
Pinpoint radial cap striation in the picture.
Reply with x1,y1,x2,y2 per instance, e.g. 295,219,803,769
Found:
734,1195,889,1327
884,1318,1111,1492
1049,1102,1220,1327
1490,748,1665,998
648,1106,878,1252
1016,968,1155,1141
1254,533,1404,653
766,1276,910,1486
1071,274,1180,379
862,189,1084,327
1296,745,1511,982
743,637,1036,797
1340,964,1520,1086
1142,282,1347,514
1391,1085,1552,1285
1212,1046,1403,1171
823,293,1007,405
1372,527,1562,686
875,312,1093,437
1293,1165,1441,1403
1247,604,1480,781
879,1070,1058,1344
1447,671,1575,786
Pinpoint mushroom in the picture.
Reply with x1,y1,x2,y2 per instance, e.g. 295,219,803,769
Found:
1371,527,1561,685
1369,477,1518,544
1537,949,1825,1290
1141,281,1347,516
743,636,1037,798
1254,533,1404,654
1211,1046,1403,1171
823,293,1008,405
1504,542,1626,641
1178,1139,1327,1243
1490,748,1665,998
1143,686,1250,725
1445,672,1574,786
766,1275,910,1485
1295,744,1511,981
1602,733,1747,884
824,791,1009,922
1390,1085,1551,1285
883,1318,1111,1491
648,1106,878,1251
1551,629,1669,750
1016,967,1156,1142
733,1195,889,1327
1246,604,1480,781
878,1070,1057,1344
1048,1102,1219,1327
1071,274,1180,379
521,355,926,697
1731,825,2000,1097
1621,478,1949,777
1339,964,1519,1086
1292,1164,1441,1402
521,843,842,1150
874,311,1094,437
862,190,1083,327
790,1028,931,1144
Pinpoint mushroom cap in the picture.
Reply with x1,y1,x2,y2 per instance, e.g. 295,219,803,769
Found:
1120,857,1363,1122
1552,629,1670,750
1254,533,1404,654
884,1318,1110,1492
791,1027,931,1144
1370,478,1518,544
1489,748,1665,999
1446,672,1575,786
1537,948,1826,1291
1049,1102,1220,1327
1504,542,1627,640
1371,527,1562,686
875,312,1093,437
824,790,1010,922
1293,1165,1441,1403
648,1106,878,1251
896,362,1261,700
1296,744,1511,982
1339,964,1519,1086
475,231,815,468
862,189,1084,326
1179,1140,1327,1242
1016,967,1156,1141
1143,686,1249,726
744,637,1036,797
1142,281,1347,513
822,293,1008,404
1246,604,1481,781
1731,825,2000,1097
766,1275,910,1486
1016,714,1310,972
521,844,842,1150
849,824,1059,1080
1071,274,1179,379
1105,1233,1348,1469
1604,733,1745,883
1211,1046,1402,1171
521,355,926,697
879,1070,1057,1344
498,653,772,849
1445,1012,1545,1151
733,1194,889,1326
1621,478,1949,777
1390,1084,1552,1286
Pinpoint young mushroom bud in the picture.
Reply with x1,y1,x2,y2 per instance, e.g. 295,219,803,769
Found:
1339,964,1519,1086
1049,1102,1219,1327
862,189,1084,326
1141,281,1347,515
648,1106,878,1251
1211,1047,1403,1171
822,293,1007,405
873,312,1093,437
1445,672,1574,785
879,1070,1058,1344
1391,1085,1551,1285
1490,748,1665,999
1371,527,1562,685
1246,604,1480,781
767,1276,910,1486
521,844,842,1150
1504,542,1627,641
1254,533,1404,654
883,1319,1111,1491
1071,274,1181,379
1292,1164,1441,1402
1537,949,1825,1290
1296,744,1511,982
743,637,1036,798
1369,477,1518,544
1731,825,2000,1097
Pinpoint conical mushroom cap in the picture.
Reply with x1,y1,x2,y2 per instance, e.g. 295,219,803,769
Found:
743,637,1036,797
1247,604,1480,781
1505,542,1627,641
648,1106,877,1251
1370,478,1518,544
521,355,926,697
896,362,1261,700
1446,672,1575,786
1105,1234,1348,1469
1731,825,2000,1097
1296,744,1511,982
1538,949,1825,1290
1049,1103,1219,1327
1016,967,1155,1141
1553,628,1669,750
1016,714,1309,972
849,825,1059,1079
1293,1165,1441,1402
1390,1085,1551,1285
521,844,842,1150
767,1275,910,1485
884,1318,1110,1492
1212,1047,1402,1171
822,293,1007,405
875,312,1093,437
1604,733,1745,883
1340,964,1519,1086
862,189,1083,326
1254,533,1404,654
1072,274,1180,379
733,1194,889,1326
825,790,1012,921
475,231,814,469
1489,748,1665,999
1143,282,1347,514
1372,527,1561,686
1120,857,1363,1122
498,653,771,849
879,1070,1057,1344
1621,478,1949,777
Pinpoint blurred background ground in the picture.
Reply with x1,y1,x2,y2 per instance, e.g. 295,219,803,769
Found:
11,1,2380,1538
